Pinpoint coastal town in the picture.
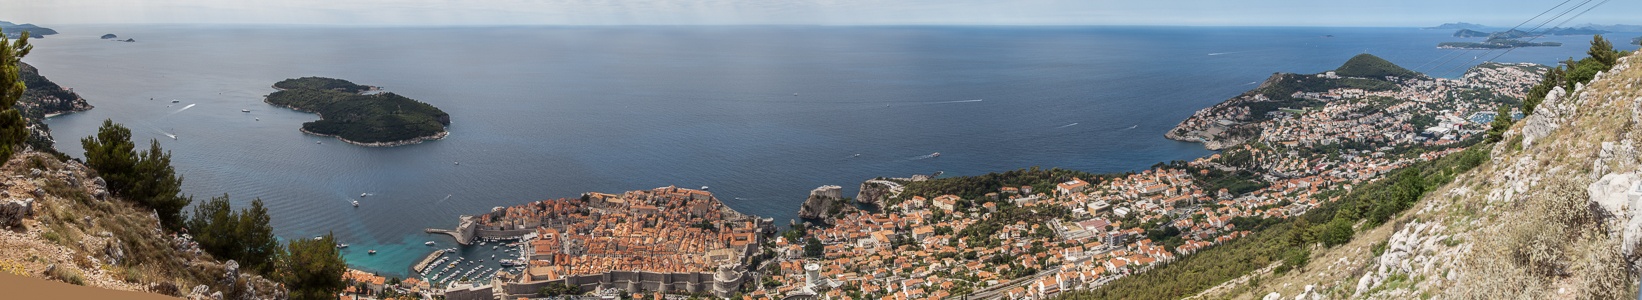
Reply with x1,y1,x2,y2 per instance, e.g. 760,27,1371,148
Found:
332,56,1550,300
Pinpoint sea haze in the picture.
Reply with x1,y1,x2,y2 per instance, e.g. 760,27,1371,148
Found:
26,25,1635,276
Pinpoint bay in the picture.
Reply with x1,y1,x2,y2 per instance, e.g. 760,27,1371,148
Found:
26,25,1633,276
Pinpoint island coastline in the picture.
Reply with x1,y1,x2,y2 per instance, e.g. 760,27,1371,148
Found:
263,77,449,147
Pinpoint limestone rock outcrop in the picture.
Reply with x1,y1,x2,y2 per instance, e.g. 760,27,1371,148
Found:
797,185,846,222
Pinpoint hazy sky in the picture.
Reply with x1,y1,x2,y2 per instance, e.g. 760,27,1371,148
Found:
3,0,1638,27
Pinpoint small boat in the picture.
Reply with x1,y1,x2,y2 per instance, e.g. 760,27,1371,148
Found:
368,250,377,255
361,193,368,198
425,241,436,246
171,99,180,103
254,118,259,121
241,109,250,113
352,200,359,207
491,245,497,250
700,186,710,191
313,236,323,241
337,243,349,249
316,141,322,144
454,161,459,165
931,152,941,157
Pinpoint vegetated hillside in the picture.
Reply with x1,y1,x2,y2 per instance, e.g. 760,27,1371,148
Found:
1196,50,1642,299
0,152,285,299
1333,53,1423,79
265,77,450,145
0,22,56,39
272,77,370,94
17,62,93,150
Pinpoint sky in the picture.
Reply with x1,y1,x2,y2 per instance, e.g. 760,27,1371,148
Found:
1,0,1638,27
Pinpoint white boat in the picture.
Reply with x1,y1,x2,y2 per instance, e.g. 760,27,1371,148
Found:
337,243,348,249
241,109,250,112
171,99,180,103
361,193,368,198
931,152,941,157
425,241,436,246
700,186,710,190
368,250,377,255
352,200,359,207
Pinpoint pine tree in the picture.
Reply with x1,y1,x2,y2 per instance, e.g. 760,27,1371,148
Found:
282,234,346,300
237,198,279,274
1487,105,1512,143
82,119,138,195
132,140,190,231
0,28,33,161
1589,35,1619,68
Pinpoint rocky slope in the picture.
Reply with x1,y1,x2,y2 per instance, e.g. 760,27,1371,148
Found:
0,152,287,299
1202,51,1642,299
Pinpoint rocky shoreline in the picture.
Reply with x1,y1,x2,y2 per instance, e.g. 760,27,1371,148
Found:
299,126,449,147
265,83,447,147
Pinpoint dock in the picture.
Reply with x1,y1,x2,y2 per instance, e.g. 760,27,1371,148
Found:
412,249,449,273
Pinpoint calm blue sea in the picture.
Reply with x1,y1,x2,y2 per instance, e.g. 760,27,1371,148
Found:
24,25,1637,277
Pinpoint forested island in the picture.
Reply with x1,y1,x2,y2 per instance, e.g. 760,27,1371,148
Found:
265,77,450,146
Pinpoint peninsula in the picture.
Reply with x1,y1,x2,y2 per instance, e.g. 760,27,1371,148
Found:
0,21,55,38
265,77,450,147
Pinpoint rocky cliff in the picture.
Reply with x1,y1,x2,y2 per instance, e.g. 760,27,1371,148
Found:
1201,51,1642,299
855,180,902,207
797,185,849,223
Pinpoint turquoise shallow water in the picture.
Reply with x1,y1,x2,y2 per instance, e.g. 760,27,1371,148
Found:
25,25,1636,277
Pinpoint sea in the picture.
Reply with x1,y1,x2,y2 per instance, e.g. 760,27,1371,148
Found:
22,25,1638,277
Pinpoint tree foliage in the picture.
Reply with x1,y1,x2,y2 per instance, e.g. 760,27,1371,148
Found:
186,194,281,274
804,238,824,258
274,77,370,93
1589,35,1619,68
82,121,190,229
82,120,192,230
0,27,31,161
1486,105,1512,143
280,234,347,300
1333,53,1423,79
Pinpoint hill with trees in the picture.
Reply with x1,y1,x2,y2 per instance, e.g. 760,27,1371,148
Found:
1333,53,1423,79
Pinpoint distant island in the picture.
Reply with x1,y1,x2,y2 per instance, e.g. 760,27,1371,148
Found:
0,21,56,38
1424,22,1488,30
1435,24,1629,49
1439,38,1561,49
1438,28,1581,49
265,77,450,146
